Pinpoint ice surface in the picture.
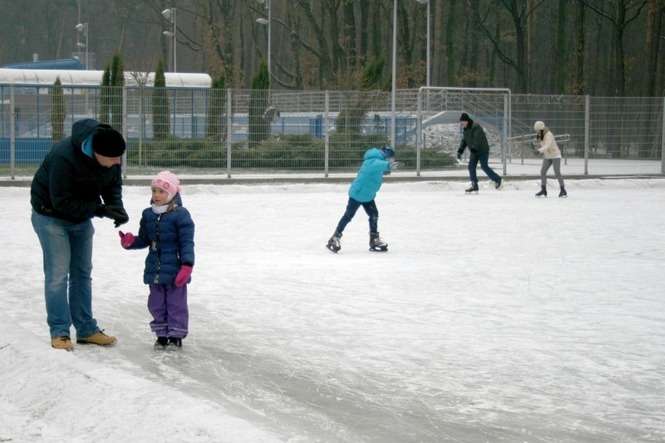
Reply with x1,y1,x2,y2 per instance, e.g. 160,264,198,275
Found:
1,178,664,442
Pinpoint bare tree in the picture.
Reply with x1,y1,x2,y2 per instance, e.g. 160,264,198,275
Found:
581,0,648,96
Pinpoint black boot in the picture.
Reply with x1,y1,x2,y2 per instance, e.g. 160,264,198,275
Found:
154,336,168,349
465,183,479,193
168,337,182,348
535,186,547,197
326,231,342,253
369,232,388,252
559,187,567,198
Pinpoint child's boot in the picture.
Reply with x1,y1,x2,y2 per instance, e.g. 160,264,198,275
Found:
168,337,182,348
369,232,388,252
535,186,547,197
154,336,168,349
326,231,342,253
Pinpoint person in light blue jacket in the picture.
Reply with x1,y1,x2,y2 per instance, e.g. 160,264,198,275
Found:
327,146,396,253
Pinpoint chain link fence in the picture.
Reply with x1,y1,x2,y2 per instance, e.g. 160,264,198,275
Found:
1,84,663,178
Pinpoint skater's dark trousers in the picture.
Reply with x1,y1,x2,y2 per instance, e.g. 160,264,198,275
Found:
335,198,378,234
468,151,501,184
540,158,565,188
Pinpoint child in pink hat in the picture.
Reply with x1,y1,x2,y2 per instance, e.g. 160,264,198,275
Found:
118,170,196,349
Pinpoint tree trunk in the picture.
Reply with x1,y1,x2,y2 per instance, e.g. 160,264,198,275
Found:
433,0,444,84
359,0,370,62
659,8,665,95
555,0,568,93
509,1,529,92
343,0,357,69
468,0,481,86
489,15,500,85
446,0,458,85
614,1,626,96
572,0,586,95
645,0,662,96
527,0,536,91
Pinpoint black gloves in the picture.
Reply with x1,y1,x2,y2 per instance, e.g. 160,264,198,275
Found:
457,150,463,161
96,204,129,227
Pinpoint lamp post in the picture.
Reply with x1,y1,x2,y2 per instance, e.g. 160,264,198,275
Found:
161,8,176,72
75,22,89,69
256,0,271,82
415,0,430,87
391,0,397,149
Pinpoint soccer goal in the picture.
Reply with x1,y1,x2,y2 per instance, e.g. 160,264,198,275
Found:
415,86,511,176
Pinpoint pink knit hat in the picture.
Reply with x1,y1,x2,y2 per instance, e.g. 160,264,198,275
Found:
151,170,181,202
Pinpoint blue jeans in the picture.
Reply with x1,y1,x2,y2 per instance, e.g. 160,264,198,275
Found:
335,198,379,234
468,151,501,184
31,211,98,338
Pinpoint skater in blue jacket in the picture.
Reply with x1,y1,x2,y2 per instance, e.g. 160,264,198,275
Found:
327,146,396,253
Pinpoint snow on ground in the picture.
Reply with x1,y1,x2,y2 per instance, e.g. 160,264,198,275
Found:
2,178,665,442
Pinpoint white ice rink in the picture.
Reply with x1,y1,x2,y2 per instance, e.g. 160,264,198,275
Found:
1,178,665,442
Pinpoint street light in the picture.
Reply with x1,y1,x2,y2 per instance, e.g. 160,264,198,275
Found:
255,0,271,83
161,8,176,72
75,22,89,69
391,0,397,149
415,0,430,87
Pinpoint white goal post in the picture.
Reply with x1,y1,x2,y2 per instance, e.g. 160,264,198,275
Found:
416,86,512,177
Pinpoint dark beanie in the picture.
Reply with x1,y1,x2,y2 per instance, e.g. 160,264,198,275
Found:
459,113,471,122
92,124,126,157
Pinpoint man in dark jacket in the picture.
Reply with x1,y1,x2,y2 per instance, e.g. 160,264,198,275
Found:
457,112,502,193
31,119,128,350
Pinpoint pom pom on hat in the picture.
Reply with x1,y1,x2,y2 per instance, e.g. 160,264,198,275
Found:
534,121,546,131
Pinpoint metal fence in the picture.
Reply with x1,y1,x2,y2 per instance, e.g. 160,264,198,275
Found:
1,83,663,178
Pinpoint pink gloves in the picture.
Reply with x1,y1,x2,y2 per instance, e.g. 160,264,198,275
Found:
119,231,136,249
175,265,193,287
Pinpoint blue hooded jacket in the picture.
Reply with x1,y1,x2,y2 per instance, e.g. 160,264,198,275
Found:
348,148,392,202
128,194,195,286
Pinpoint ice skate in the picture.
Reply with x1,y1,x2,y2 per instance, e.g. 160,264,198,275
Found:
154,336,168,349
495,178,503,190
326,231,342,253
369,232,388,252
465,183,479,194
559,187,567,198
535,186,547,198
168,337,182,348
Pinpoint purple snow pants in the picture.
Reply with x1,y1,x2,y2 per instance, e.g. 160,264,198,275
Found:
148,284,188,338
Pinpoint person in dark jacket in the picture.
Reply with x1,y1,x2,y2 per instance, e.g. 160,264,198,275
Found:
457,113,503,193
327,146,396,253
119,171,195,349
31,118,128,350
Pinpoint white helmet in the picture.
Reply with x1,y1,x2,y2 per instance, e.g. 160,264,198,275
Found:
533,121,545,131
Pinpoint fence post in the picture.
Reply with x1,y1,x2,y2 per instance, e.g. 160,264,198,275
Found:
324,90,330,178
226,89,233,179
9,84,15,180
416,89,422,176
138,85,144,168
502,93,508,176
122,86,128,178
661,96,665,174
584,95,590,176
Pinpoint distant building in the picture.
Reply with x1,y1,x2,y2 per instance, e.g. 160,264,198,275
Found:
2,58,85,70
